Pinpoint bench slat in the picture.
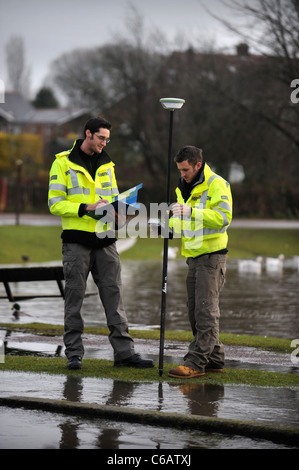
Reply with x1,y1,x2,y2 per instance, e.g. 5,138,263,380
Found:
0,266,65,302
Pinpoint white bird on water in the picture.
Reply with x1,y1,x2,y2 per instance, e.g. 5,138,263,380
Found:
168,247,179,259
293,256,299,270
265,254,285,273
162,247,179,259
238,256,263,274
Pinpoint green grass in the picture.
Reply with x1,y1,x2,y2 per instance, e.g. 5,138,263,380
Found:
121,228,299,260
0,225,298,264
0,323,296,387
1,355,298,388
121,236,167,260
227,228,299,259
0,225,63,264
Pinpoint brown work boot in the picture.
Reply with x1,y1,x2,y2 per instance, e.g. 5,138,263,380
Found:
168,365,205,379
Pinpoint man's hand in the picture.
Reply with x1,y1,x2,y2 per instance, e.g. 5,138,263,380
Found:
86,200,109,211
86,200,128,228
171,203,191,217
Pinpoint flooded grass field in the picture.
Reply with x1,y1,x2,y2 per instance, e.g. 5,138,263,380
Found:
1,258,298,340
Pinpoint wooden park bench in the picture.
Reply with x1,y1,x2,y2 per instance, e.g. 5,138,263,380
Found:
0,265,65,302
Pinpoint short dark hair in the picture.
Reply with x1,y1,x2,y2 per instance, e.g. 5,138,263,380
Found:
83,117,112,138
174,146,203,166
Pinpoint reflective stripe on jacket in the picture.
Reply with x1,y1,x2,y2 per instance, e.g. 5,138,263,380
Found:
170,163,233,258
48,140,119,233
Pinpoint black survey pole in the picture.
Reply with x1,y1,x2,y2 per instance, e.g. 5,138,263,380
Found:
159,109,173,377
158,98,185,376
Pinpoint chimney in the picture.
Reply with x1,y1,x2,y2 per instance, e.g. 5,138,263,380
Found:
236,43,249,57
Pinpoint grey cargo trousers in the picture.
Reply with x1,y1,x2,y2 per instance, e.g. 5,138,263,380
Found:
62,242,135,361
184,254,226,373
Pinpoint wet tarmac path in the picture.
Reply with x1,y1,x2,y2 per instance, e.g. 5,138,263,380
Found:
0,331,298,449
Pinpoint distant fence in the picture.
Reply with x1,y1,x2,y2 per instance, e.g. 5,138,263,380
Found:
0,178,49,213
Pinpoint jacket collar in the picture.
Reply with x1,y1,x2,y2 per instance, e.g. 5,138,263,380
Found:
68,139,112,169
178,161,206,193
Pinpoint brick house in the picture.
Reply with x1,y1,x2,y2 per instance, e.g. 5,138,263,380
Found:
0,92,91,165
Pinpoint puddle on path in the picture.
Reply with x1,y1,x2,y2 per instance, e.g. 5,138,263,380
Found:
1,317,298,449
1,404,295,450
0,371,298,449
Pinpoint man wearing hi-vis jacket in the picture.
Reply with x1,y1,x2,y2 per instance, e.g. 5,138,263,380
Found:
168,145,233,378
48,117,153,370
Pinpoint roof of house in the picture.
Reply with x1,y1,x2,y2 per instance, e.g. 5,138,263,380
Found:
29,107,90,125
0,107,14,122
0,91,89,125
0,92,34,121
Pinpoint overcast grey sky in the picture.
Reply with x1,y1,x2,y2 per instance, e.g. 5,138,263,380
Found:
0,0,243,98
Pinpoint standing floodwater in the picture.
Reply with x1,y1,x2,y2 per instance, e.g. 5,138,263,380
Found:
0,258,298,339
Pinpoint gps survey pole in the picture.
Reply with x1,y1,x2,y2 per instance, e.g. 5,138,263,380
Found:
158,98,185,376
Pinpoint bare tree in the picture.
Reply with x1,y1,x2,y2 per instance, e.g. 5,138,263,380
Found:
51,46,114,110
48,1,299,214
201,0,299,147
50,6,168,190
51,5,166,110
5,35,30,95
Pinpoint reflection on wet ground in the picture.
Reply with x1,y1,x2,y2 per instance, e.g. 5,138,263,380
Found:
0,371,298,449
1,328,299,448
0,257,298,449
2,405,293,450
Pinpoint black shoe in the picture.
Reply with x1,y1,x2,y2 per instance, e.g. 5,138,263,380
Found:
205,362,223,373
67,356,82,370
114,353,154,369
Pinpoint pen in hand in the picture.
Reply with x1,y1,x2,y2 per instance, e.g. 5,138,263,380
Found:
86,199,109,211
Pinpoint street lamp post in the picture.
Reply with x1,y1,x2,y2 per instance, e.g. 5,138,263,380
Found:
159,98,185,376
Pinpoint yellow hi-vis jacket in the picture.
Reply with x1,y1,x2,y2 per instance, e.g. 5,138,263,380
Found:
169,163,233,258
48,140,119,234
